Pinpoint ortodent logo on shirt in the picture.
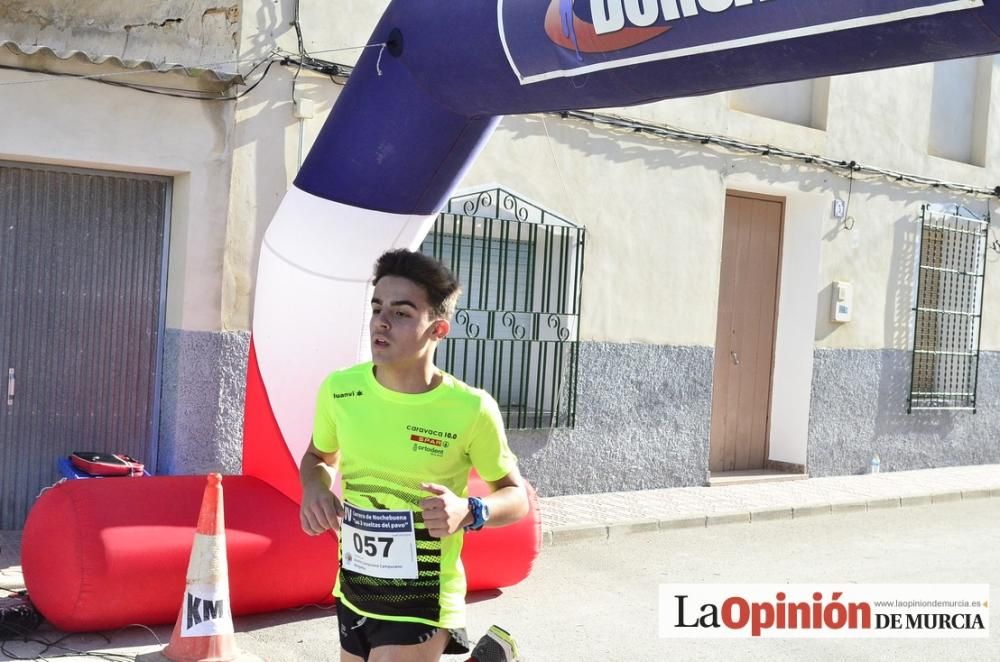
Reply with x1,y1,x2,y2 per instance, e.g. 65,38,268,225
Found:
406,424,457,456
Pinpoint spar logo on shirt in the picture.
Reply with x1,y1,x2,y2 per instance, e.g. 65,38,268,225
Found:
406,425,457,457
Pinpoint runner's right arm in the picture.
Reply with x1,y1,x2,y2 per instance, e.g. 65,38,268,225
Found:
299,440,344,535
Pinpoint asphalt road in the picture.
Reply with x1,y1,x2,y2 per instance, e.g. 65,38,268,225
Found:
449,497,999,662
3,498,998,661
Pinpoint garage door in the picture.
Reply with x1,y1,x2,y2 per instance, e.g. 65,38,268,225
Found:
0,162,170,528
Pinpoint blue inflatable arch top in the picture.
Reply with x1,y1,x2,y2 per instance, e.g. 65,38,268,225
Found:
301,0,1000,214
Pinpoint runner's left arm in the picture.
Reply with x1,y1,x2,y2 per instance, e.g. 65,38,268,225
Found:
474,468,529,528
461,395,528,529
420,395,529,537
420,470,528,537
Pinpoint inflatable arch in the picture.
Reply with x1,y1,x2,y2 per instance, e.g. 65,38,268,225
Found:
245,0,1000,499
22,0,1000,633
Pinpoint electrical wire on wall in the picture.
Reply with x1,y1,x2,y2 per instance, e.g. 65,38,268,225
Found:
287,0,361,83
552,110,1000,202
3,28,1000,205
843,162,856,231
0,50,278,100
291,0,309,169
539,115,582,226
0,33,372,100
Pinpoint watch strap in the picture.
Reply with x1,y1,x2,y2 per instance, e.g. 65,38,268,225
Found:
465,496,487,531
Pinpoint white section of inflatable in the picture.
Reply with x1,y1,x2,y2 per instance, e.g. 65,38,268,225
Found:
253,186,437,463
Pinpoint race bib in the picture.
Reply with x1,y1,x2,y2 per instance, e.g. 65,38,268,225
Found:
341,503,418,579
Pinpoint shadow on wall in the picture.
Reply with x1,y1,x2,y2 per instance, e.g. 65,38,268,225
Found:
225,0,335,328
874,215,957,444
245,0,283,63
500,114,843,195
228,68,338,327
498,112,1000,479
813,282,837,343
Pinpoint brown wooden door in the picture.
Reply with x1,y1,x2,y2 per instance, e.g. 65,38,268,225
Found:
709,193,783,473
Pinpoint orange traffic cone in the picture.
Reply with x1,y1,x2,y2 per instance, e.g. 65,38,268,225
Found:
140,474,261,662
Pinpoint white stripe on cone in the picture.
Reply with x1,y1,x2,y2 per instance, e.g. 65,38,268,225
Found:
181,533,234,638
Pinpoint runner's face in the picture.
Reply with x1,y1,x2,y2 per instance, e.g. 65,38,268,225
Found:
370,276,444,368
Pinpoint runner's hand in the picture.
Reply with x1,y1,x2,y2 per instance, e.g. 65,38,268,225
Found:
300,486,344,535
420,483,470,538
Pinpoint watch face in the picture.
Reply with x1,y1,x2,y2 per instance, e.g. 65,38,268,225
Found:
481,500,491,521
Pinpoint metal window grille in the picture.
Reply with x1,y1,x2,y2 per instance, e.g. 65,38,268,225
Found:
908,205,990,412
421,188,585,429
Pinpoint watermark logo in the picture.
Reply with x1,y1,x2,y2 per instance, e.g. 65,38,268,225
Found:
659,584,989,638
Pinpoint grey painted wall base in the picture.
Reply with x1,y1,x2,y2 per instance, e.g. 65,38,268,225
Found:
509,343,714,497
156,335,715,492
158,329,250,475
512,344,1000,496
807,349,1000,477
153,335,999,497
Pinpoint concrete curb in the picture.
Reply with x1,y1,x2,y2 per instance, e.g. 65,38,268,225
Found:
831,502,867,515
793,504,832,518
750,507,793,522
608,519,659,538
542,489,999,547
706,512,751,526
930,491,962,503
658,516,708,530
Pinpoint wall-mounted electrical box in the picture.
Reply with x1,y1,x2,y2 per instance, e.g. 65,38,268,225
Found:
831,281,852,323
294,98,315,119
293,80,315,119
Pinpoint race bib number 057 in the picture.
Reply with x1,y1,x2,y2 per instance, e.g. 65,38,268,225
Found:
341,503,418,579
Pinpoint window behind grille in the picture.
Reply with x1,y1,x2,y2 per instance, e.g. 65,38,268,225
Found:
908,206,990,412
421,188,585,429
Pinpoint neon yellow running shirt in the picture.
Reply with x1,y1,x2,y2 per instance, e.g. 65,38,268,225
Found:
312,361,518,629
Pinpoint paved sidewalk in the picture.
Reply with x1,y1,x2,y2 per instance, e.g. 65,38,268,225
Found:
3,465,999,584
538,464,1000,545
0,465,998,660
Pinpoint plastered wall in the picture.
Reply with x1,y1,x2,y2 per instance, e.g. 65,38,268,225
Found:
0,65,235,333
226,3,1000,353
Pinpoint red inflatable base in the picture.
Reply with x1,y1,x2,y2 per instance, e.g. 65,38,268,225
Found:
22,474,541,631
463,474,541,592
22,475,338,632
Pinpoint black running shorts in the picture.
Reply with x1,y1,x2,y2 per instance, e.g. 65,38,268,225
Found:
336,600,471,659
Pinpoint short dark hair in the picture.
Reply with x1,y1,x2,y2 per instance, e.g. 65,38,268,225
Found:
373,249,462,320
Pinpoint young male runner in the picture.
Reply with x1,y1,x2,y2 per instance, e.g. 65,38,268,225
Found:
299,249,529,662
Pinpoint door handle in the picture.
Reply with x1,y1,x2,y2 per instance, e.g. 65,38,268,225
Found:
6,368,13,406
731,351,740,366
